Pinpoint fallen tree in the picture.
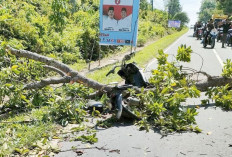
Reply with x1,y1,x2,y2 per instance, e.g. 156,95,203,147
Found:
5,46,232,92
2,44,232,135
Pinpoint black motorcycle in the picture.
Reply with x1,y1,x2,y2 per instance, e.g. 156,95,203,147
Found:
203,29,217,48
217,27,223,42
227,29,232,46
105,53,149,119
196,27,203,40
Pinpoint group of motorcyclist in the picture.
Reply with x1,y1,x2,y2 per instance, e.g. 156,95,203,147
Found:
193,18,232,48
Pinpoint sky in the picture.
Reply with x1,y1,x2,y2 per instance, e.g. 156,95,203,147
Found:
152,0,202,25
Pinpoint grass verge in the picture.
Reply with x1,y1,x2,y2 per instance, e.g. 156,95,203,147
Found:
0,107,57,156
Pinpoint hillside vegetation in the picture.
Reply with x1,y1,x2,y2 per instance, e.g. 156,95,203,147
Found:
0,0,177,64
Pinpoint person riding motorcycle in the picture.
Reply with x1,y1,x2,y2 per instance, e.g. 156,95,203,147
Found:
204,19,215,43
195,21,202,39
220,19,231,48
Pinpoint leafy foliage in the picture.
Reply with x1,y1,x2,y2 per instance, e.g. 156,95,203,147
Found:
198,0,216,22
166,0,182,18
130,48,201,134
75,133,98,144
172,12,189,28
50,0,69,32
206,85,232,110
138,9,174,46
176,44,192,62
216,0,232,15
222,59,232,78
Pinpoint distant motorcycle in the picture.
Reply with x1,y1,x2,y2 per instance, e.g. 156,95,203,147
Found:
196,27,203,40
203,29,218,48
217,27,223,42
226,29,232,46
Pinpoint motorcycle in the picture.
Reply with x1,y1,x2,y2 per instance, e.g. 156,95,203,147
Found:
217,27,223,42
226,29,232,46
105,52,149,119
196,27,203,40
203,29,218,48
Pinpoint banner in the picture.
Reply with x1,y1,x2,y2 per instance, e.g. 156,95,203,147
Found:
168,20,181,28
99,0,140,46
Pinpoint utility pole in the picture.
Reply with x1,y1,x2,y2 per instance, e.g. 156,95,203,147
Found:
151,0,153,10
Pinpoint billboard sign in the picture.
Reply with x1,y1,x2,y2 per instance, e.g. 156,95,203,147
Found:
99,0,140,46
168,20,181,28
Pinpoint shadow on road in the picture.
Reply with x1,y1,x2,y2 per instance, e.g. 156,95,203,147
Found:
186,103,216,109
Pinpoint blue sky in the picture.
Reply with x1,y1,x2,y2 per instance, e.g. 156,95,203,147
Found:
152,0,202,25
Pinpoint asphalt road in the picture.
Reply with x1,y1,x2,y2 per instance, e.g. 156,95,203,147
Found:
56,30,232,157
146,29,232,77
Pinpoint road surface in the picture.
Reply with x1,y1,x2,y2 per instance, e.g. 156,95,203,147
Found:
56,30,232,157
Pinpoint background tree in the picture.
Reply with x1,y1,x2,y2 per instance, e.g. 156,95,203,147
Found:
49,0,69,32
198,0,216,22
216,0,232,15
173,12,189,28
166,0,182,18
164,0,189,27
140,0,152,10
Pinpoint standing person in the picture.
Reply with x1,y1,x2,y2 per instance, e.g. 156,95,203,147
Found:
117,7,132,32
221,19,231,48
102,7,117,31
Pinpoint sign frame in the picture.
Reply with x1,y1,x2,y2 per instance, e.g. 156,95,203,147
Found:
99,0,140,46
168,20,181,28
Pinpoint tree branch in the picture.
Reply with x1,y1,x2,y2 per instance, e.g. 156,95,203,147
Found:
6,46,112,92
23,76,71,90
43,65,66,76
6,46,72,74
6,46,232,93
195,76,232,91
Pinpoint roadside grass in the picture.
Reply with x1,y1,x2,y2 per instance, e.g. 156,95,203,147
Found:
87,28,188,84
131,28,188,68
0,107,56,155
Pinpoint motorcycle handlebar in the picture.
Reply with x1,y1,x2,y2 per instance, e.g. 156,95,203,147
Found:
106,65,120,77
106,51,136,77
106,70,113,77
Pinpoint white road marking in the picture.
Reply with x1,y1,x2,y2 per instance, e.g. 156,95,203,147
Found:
213,49,224,67
164,34,185,53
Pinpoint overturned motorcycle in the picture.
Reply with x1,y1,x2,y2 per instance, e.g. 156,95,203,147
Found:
88,53,150,120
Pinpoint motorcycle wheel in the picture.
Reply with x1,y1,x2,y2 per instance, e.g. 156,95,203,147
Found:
115,94,123,119
211,38,215,49
203,39,207,48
